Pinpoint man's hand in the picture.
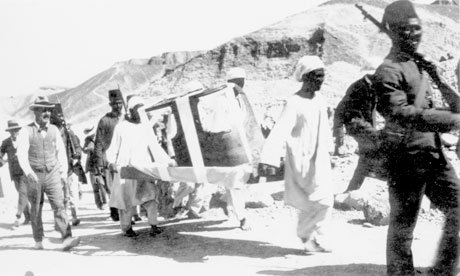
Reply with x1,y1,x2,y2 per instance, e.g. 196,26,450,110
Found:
108,163,118,173
167,158,177,167
26,172,39,184
258,163,278,177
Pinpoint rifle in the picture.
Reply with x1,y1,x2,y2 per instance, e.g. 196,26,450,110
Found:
355,3,460,113
53,98,78,157
117,84,130,120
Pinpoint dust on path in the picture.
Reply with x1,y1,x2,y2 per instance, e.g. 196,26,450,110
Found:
0,180,444,276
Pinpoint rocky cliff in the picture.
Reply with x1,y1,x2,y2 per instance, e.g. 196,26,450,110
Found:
4,0,459,127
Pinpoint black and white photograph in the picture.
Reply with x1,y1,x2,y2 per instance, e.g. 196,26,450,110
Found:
0,0,459,275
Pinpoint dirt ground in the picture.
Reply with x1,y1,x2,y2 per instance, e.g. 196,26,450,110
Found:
0,155,449,276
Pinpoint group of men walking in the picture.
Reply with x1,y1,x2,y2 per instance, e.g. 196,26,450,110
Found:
0,0,459,275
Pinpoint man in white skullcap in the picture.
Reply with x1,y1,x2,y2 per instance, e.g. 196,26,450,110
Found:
259,56,334,252
106,96,175,237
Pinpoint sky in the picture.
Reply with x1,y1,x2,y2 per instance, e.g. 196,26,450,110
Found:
0,0,330,97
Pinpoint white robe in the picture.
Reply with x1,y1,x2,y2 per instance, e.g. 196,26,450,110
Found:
106,120,171,210
260,92,333,211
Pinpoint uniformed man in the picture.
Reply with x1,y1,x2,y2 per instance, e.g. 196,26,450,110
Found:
375,1,460,274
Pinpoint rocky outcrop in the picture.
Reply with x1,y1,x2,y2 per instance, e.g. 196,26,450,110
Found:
4,0,458,129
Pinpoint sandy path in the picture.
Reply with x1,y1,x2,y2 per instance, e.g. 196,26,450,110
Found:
0,177,445,276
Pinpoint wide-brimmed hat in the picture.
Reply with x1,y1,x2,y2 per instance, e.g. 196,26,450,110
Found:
5,120,21,132
29,95,55,110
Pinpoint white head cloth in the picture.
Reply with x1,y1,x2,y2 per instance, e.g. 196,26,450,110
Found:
127,96,144,110
227,67,246,80
294,55,325,82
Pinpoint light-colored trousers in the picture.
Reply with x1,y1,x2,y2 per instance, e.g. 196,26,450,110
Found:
119,200,158,232
173,181,247,220
67,172,80,219
296,197,332,243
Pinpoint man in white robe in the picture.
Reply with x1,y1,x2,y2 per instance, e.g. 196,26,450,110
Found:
260,55,334,252
106,96,174,237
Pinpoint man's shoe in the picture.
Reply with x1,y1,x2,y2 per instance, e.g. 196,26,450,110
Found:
34,241,44,250
303,238,332,253
23,219,30,225
133,214,142,222
72,218,81,226
13,218,20,228
124,228,138,238
149,225,164,237
62,236,81,251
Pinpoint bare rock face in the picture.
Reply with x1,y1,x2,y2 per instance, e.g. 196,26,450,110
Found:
334,190,368,211
6,1,458,130
362,193,390,226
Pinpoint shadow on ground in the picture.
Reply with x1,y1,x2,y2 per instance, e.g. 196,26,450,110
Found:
258,264,430,276
70,219,304,262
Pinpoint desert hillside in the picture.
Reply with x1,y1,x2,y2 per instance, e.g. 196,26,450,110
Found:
1,0,458,129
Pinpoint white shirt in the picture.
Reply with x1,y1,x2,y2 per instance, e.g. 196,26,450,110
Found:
16,121,68,179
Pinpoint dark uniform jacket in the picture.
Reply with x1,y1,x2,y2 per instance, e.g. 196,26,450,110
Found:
83,134,97,173
374,49,460,152
0,137,24,177
94,112,122,168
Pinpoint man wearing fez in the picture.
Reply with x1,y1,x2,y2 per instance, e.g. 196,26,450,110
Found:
0,120,30,228
16,96,80,250
94,89,125,221
375,1,460,275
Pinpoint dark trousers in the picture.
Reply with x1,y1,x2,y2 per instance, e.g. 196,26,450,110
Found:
89,173,107,208
12,175,30,221
26,166,72,242
387,151,459,276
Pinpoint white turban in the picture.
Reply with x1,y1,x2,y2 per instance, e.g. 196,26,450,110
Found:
227,67,246,80
294,55,325,82
184,80,204,93
127,96,144,110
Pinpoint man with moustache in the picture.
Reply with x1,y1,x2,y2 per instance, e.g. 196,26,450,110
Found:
16,96,80,250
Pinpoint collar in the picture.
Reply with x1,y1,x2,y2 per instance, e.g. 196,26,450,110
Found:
33,121,49,132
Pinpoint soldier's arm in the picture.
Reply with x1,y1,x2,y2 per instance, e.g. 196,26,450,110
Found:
332,99,346,139
376,66,460,133
82,136,94,154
